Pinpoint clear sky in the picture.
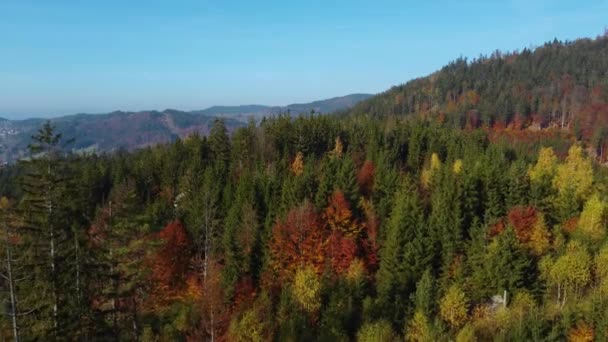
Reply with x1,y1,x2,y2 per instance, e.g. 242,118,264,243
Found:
1,0,606,119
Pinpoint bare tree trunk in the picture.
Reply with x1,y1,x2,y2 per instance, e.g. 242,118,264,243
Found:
203,225,209,281
132,299,139,342
4,225,20,342
75,234,81,312
201,192,216,283
210,310,215,342
47,163,58,335
108,201,118,339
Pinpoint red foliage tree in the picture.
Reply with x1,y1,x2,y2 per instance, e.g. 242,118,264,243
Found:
326,231,358,275
150,220,192,306
489,207,539,243
357,160,376,198
507,206,538,243
269,202,327,282
488,218,506,238
232,275,256,310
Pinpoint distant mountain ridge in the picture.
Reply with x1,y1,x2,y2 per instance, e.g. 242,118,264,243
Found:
192,93,373,119
0,93,372,162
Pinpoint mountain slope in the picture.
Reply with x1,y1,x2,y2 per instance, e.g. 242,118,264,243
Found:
0,93,372,162
0,110,244,162
346,35,608,149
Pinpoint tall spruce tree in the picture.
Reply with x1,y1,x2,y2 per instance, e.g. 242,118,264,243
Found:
376,178,428,325
19,122,79,339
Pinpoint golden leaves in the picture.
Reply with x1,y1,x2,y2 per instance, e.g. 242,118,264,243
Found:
440,284,469,329
293,266,321,313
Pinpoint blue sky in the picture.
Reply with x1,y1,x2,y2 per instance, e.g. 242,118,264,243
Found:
1,0,607,119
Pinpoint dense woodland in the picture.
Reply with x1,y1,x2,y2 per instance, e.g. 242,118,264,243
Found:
0,36,607,341
347,32,608,162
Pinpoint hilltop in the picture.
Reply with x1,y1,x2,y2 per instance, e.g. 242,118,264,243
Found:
346,34,608,159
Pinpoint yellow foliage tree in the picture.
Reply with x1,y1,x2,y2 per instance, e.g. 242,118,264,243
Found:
455,324,476,342
357,320,396,342
550,241,592,306
228,293,272,342
553,144,593,200
595,243,608,294
421,153,442,187
439,284,469,329
529,147,558,183
228,309,267,342
291,151,304,176
332,136,344,158
577,194,606,241
510,291,536,327
528,213,551,256
405,311,434,342
228,295,272,342
293,266,321,313
453,159,463,175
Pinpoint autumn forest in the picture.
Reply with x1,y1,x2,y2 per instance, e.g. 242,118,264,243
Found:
1,35,608,341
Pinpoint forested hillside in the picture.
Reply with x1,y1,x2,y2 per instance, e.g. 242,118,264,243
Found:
347,33,608,162
0,36,607,341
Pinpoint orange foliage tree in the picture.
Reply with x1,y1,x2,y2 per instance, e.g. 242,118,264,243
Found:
507,206,538,244
150,220,192,307
269,201,327,282
324,190,361,237
197,259,230,342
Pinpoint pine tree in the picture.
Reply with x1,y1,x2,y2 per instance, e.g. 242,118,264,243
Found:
429,168,463,276
19,122,78,338
209,118,231,172
412,269,436,317
336,156,359,206
485,227,532,299
371,152,398,236
482,149,507,223
315,157,338,210
90,180,156,339
376,178,427,324
177,167,220,284
465,219,491,303
506,160,530,208
222,172,256,301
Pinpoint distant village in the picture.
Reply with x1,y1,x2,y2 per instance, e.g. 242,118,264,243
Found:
0,125,18,137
